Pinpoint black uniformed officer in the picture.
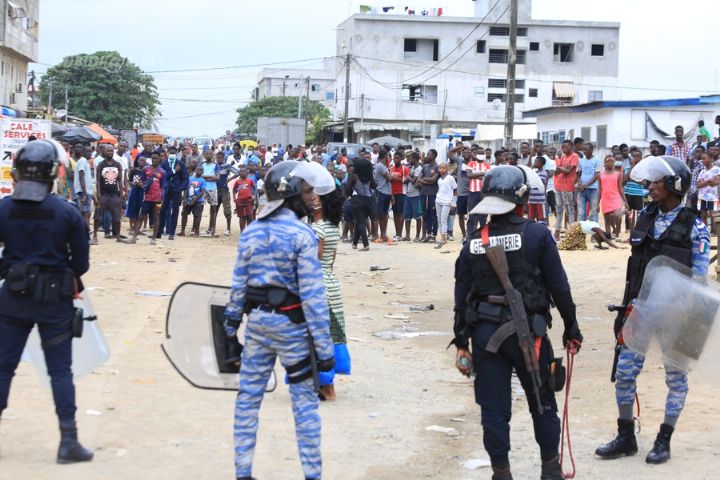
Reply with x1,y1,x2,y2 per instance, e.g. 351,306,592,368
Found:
0,140,93,463
451,166,583,480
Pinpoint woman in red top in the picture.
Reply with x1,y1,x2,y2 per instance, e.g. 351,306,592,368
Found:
232,165,256,233
390,152,409,240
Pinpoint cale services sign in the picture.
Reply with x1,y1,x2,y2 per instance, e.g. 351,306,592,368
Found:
0,118,52,198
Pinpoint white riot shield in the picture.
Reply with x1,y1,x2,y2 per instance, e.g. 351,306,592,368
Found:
22,290,110,385
623,256,720,371
162,282,276,392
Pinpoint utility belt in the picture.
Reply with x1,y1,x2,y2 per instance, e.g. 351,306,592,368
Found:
245,286,305,324
4,264,74,304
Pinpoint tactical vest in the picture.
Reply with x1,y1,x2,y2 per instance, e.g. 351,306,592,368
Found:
627,202,696,301
466,216,551,316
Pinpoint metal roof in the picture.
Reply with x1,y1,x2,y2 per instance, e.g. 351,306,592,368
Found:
523,95,720,118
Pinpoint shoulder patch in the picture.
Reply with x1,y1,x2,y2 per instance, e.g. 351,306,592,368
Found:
469,233,522,255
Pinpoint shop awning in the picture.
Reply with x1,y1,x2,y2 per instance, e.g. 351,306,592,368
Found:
553,82,575,98
87,123,118,145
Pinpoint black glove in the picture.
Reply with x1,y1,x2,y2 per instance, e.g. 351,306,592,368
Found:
563,323,583,351
318,357,335,372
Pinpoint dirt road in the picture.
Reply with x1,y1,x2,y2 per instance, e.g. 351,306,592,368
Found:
1,228,719,479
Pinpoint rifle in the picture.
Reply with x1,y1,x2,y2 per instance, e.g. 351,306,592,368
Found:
306,331,321,394
608,279,631,383
485,244,546,415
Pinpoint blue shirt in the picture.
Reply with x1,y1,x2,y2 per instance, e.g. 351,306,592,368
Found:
225,208,333,360
186,176,207,204
202,162,218,191
578,156,600,189
650,204,710,277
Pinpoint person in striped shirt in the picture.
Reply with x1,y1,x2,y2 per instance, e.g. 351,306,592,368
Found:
465,150,491,233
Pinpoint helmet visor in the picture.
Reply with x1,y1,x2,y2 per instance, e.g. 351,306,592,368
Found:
290,161,336,195
630,156,676,184
517,165,545,193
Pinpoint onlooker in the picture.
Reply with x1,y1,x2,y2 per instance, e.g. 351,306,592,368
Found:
158,145,188,240
233,165,256,233
403,152,423,241
215,150,235,236
435,163,456,247
134,151,166,245
553,140,578,240
465,149,491,232
126,155,146,240
576,142,601,222
179,166,206,237
528,156,548,223
201,147,219,236
418,149,439,242
347,156,376,250
623,149,645,232
696,152,720,226
598,154,627,238
390,152,409,240
94,145,126,243
72,143,93,230
448,143,469,240
670,125,690,163
688,146,705,210
372,149,394,243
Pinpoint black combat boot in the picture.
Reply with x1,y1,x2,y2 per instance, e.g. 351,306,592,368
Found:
540,455,563,480
57,421,93,464
491,463,513,480
595,419,638,459
646,423,674,464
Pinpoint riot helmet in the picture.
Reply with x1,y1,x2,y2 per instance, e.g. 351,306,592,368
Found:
257,160,336,219
469,165,544,215
11,139,63,201
630,155,690,197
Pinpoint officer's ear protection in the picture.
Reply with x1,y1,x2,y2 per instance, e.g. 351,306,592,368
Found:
663,175,682,193
514,166,530,198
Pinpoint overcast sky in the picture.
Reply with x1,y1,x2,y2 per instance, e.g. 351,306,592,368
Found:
32,0,719,137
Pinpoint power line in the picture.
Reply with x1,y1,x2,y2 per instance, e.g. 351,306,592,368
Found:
144,57,333,74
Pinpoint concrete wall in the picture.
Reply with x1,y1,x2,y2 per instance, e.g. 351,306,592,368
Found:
0,0,39,111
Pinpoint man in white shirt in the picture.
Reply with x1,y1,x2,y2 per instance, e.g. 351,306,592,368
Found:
534,140,556,218
227,143,244,169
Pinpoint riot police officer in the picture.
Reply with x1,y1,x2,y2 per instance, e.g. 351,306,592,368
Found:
451,166,583,480
224,160,335,480
595,156,709,464
0,140,92,463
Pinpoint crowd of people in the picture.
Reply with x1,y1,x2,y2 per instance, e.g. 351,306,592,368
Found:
43,117,720,252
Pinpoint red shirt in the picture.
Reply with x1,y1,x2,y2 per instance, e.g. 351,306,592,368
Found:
233,177,255,202
390,164,409,195
467,160,491,193
555,153,579,192
143,166,165,202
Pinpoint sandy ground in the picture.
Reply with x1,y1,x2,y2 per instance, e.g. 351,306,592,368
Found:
1,217,720,480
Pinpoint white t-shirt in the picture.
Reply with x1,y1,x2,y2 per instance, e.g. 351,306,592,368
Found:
436,174,457,205
544,157,557,192
73,157,94,195
264,151,274,164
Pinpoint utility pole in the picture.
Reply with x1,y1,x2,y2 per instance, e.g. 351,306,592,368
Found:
438,88,448,133
297,86,303,119
64,86,69,125
342,51,351,143
359,94,365,144
503,0,518,149
282,75,289,97
47,81,53,117
304,76,311,132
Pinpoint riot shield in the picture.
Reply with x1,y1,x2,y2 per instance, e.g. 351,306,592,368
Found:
623,256,720,371
22,290,110,386
162,282,277,392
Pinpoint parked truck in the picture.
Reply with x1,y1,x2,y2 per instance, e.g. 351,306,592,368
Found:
256,117,306,148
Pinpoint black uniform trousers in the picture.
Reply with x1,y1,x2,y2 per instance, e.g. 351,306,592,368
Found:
0,306,76,423
471,321,560,467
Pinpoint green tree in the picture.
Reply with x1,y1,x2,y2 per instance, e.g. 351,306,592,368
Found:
236,96,331,144
39,51,160,129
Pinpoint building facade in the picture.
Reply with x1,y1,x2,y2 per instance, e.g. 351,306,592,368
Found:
0,0,39,114
524,96,720,156
330,0,619,141
255,58,339,112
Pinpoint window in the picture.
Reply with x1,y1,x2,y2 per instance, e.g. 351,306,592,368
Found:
553,43,574,62
404,38,439,61
514,94,525,103
596,125,608,148
476,40,486,53
488,49,526,64
488,93,506,102
402,84,438,103
311,84,321,92
325,91,335,101
588,90,603,102
558,130,567,143
489,26,527,36
591,44,605,56
529,88,538,98
488,79,526,89
581,127,591,141
474,86,485,96
529,42,539,51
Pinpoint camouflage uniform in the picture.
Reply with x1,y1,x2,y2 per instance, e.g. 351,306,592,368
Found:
225,208,333,479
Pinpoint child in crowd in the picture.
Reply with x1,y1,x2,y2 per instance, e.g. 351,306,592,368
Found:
528,156,548,223
598,154,627,239
179,166,206,237
126,158,146,240
696,151,720,227
133,152,166,245
435,163,457,248
233,165,256,233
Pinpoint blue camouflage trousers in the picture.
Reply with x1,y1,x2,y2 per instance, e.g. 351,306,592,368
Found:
234,309,321,479
615,346,689,419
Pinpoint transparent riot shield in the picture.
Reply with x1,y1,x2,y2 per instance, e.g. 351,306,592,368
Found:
22,290,110,386
623,256,720,372
162,282,277,392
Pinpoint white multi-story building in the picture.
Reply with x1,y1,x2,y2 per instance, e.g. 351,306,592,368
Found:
0,0,39,114
329,0,620,142
255,58,339,112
